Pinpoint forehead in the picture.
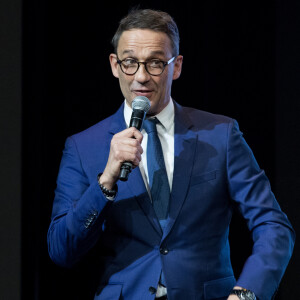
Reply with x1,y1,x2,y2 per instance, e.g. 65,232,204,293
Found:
117,29,172,58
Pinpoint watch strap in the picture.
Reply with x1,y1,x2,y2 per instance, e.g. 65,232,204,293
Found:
230,289,256,300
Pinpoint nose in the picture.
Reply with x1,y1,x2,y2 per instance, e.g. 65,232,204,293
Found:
134,63,150,83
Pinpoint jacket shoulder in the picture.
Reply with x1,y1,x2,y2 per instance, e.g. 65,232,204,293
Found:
176,103,234,129
71,116,114,141
68,105,125,144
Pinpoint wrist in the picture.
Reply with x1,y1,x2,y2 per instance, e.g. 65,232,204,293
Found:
98,171,117,190
229,287,256,300
97,173,118,199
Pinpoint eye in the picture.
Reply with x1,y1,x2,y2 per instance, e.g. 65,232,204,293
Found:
148,60,163,68
122,58,138,66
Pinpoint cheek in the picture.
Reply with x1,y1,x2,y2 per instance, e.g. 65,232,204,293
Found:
155,74,168,88
157,74,172,93
118,76,133,100
119,75,130,89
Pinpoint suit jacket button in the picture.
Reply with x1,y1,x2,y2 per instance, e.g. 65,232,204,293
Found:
149,286,157,294
160,247,169,255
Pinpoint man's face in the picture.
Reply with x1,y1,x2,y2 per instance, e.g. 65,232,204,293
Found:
110,29,183,115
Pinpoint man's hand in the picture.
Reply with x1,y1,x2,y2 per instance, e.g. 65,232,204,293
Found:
227,296,239,300
227,286,245,300
100,127,143,189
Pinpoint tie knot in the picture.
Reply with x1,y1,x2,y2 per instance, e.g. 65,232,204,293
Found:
143,118,159,134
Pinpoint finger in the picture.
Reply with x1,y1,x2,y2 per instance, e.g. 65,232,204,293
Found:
120,138,143,153
111,136,143,155
111,130,143,150
115,127,142,139
130,128,143,143
110,134,141,156
114,143,143,163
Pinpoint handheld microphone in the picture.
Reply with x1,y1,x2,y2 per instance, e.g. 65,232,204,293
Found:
119,96,151,181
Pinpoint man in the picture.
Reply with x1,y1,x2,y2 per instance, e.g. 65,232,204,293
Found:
47,9,295,300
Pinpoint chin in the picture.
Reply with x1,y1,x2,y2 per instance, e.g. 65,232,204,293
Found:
147,107,160,117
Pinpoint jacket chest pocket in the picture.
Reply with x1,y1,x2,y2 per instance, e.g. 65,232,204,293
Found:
190,170,217,186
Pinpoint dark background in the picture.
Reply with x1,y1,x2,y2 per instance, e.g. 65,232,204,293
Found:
1,0,299,299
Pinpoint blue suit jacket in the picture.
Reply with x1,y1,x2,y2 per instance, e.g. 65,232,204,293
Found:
48,102,295,300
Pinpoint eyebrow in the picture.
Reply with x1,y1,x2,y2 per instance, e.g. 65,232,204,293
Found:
120,50,166,57
121,50,134,55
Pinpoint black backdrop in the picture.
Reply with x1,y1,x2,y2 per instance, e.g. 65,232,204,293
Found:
15,0,299,299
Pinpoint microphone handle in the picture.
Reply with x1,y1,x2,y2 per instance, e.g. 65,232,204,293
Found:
119,109,146,181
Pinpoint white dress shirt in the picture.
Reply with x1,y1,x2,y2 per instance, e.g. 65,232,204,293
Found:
124,98,175,194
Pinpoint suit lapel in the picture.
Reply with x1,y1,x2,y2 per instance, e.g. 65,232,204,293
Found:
162,102,197,240
108,103,163,236
108,103,127,134
127,167,163,236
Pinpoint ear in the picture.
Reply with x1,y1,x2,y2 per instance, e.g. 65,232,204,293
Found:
172,55,183,80
109,54,119,78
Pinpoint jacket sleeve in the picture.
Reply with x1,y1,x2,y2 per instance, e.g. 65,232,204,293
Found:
47,136,111,268
226,119,295,300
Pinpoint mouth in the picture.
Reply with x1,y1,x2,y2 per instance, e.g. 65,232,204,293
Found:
132,89,153,98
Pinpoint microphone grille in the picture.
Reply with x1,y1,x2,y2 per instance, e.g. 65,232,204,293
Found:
132,96,151,113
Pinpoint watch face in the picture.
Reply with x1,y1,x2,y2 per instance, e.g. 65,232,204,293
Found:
231,289,256,300
243,290,256,300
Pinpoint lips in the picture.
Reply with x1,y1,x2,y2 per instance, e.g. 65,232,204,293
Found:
133,89,153,97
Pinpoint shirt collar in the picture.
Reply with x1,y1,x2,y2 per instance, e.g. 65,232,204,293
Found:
124,98,174,132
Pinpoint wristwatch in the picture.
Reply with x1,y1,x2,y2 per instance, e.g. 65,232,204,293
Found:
230,289,256,300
